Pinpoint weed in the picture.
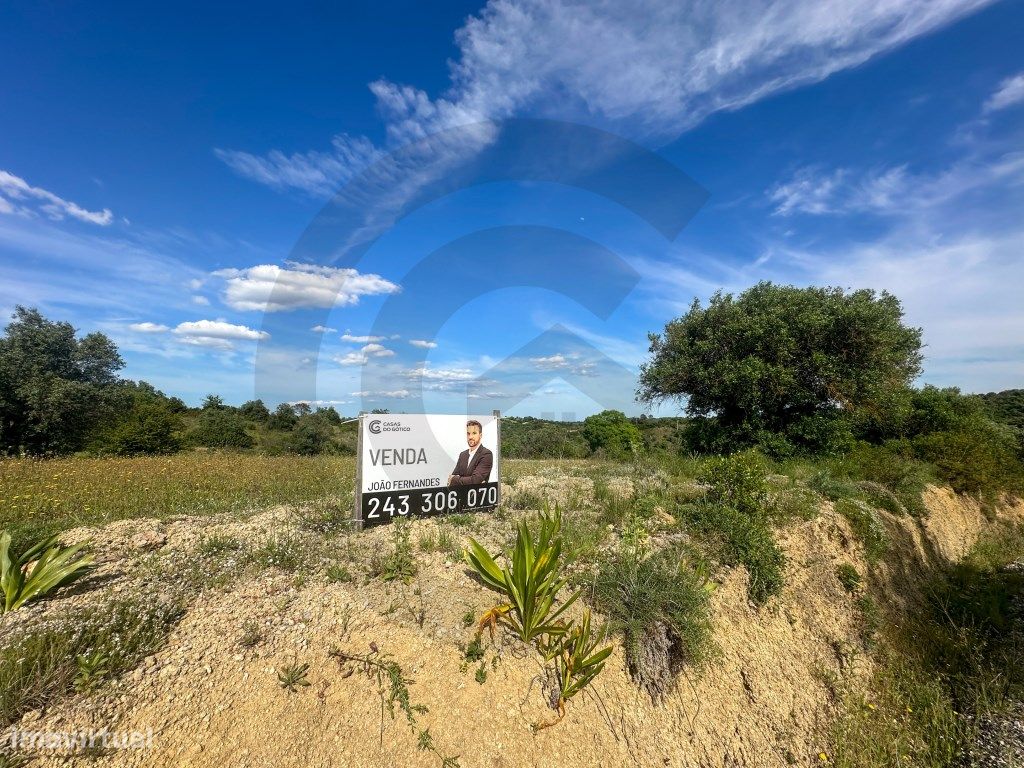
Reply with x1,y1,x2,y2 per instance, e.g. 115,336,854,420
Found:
298,503,352,534
326,563,353,583
474,662,488,684
73,650,111,693
197,534,243,556
238,619,263,648
369,519,417,583
461,607,476,629
250,534,306,572
836,563,861,593
278,661,311,692
834,499,888,564
462,633,485,663
329,645,459,767
0,596,184,726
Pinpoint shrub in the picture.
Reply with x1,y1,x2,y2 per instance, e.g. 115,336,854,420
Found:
697,450,772,518
914,425,1022,498
187,409,254,449
250,535,306,572
681,502,785,604
590,547,715,700
834,499,888,564
581,410,643,460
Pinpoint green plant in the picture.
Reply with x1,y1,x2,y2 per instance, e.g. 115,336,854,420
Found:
463,505,579,643
1,531,94,613
681,502,785,604
462,633,485,663
461,607,476,628
329,645,459,767
198,534,243,556
834,499,888,564
474,662,488,684
73,650,111,693
591,546,715,699
239,619,263,648
370,519,417,583
326,563,353,583
250,534,307,572
697,451,772,518
1,596,184,726
278,661,311,692
836,563,861,593
542,610,612,726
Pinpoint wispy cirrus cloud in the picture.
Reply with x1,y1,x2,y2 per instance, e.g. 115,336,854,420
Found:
217,0,993,196
0,170,113,225
983,72,1024,114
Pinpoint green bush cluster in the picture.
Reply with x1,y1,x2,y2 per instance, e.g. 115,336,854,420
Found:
683,452,786,604
590,544,715,700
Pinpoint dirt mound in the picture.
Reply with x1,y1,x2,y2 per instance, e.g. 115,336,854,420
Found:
5,483,1022,768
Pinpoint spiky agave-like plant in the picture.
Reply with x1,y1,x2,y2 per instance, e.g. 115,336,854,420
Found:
0,531,95,614
463,505,580,644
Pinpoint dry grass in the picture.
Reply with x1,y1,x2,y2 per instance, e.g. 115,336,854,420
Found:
0,453,355,536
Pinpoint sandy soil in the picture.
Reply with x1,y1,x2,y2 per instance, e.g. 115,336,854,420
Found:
3,478,1021,768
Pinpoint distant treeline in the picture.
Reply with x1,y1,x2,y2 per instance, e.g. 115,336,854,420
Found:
2,298,1022,500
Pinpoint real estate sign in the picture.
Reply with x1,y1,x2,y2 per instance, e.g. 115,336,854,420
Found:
354,412,501,527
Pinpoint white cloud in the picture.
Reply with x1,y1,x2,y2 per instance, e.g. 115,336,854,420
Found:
341,332,386,343
214,134,382,197
983,72,1024,114
335,352,369,366
130,322,170,333
351,389,411,399
171,320,269,350
360,343,394,358
0,170,113,225
409,339,438,348
218,0,991,195
769,152,1024,217
530,354,569,370
191,295,210,306
334,343,394,366
528,353,598,376
311,325,337,333
211,262,399,312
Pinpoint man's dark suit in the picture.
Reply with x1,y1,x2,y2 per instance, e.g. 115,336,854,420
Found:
448,445,494,486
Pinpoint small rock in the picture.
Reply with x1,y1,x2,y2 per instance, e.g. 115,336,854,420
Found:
131,530,168,551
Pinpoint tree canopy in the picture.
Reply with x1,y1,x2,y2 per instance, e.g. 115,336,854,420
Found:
0,306,124,454
638,282,923,453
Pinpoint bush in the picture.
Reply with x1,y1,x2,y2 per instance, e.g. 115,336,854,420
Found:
914,425,1022,498
97,401,181,456
697,450,771,518
834,498,888,564
582,410,643,460
590,547,715,700
682,502,786,604
187,409,254,449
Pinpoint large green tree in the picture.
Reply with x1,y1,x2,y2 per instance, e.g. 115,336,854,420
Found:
638,283,923,453
0,306,124,454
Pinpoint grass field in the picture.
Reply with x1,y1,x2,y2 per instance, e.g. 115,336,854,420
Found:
0,453,356,540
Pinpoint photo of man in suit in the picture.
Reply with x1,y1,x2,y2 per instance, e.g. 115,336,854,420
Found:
447,419,494,487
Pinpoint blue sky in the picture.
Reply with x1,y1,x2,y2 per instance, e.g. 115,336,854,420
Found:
1,1,1022,417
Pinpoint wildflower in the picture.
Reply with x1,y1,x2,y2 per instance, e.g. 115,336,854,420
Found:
818,753,829,762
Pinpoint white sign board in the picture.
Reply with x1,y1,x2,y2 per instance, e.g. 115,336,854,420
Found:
355,412,501,527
